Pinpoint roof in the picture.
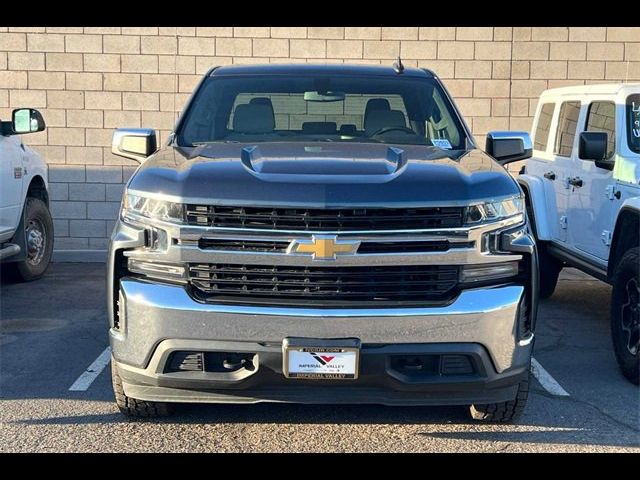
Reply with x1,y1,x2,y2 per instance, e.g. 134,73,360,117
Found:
210,63,435,78
540,82,640,97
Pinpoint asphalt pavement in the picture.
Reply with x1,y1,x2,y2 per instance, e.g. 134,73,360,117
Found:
0,263,638,452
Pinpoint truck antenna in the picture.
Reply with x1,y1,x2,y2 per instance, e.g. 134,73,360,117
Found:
393,56,404,74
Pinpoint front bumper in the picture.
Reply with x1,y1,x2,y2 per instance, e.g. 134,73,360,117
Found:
110,278,533,406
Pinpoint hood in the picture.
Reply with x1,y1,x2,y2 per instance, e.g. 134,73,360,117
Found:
127,142,520,207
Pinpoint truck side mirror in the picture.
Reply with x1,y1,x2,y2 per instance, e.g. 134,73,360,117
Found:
579,131,613,171
11,108,46,135
112,128,157,163
485,131,532,166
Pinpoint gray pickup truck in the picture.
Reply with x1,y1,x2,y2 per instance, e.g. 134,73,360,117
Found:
108,63,538,422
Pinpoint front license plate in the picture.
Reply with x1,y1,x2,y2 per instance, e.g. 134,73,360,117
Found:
283,338,360,380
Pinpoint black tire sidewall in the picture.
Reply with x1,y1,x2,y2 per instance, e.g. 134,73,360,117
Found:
17,198,54,280
611,248,640,384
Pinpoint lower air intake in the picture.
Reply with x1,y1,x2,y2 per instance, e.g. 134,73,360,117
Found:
167,352,204,372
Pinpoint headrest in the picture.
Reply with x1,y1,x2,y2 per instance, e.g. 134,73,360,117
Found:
232,104,275,134
339,124,358,136
302,122,337,135
250,97,274,109
365,109,406,136
364,98,391,125
249,97,275,126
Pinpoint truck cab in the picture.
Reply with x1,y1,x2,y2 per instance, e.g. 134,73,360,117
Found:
520,83,640,384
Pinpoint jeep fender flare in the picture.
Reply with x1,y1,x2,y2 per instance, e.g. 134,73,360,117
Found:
618,196,640,215
517,174,553,241
608,197,640,279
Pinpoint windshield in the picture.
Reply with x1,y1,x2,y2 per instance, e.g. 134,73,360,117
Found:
626,93,640,154
176,74,467,149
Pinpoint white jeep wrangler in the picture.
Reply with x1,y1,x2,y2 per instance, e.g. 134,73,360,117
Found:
0,108,53,281
520,84,640,384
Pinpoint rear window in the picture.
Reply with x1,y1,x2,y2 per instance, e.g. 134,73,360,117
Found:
626,93,640,154
177,74,467,149
534,103,554,151
554,101,581,157
227,93,409,131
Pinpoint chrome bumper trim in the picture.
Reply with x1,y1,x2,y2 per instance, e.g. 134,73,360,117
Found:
121,278,524,318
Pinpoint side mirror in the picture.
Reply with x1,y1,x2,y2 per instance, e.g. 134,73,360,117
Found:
12,108,46,135
579,131,613,171
112,128,157,163
485,131,533,166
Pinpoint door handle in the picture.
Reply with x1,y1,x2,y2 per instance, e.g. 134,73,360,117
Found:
568,177,583,188
543,171,556,181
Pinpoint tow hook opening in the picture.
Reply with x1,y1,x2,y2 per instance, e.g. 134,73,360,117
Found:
389,354,475,378
213,353,256,373
165,351,257,374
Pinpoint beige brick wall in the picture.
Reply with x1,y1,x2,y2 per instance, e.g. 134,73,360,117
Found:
1,26,639,256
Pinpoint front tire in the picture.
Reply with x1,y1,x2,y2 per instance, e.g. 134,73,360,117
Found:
9,197,54,282
112,360,172,417
610,248,640,385
469,370,530,423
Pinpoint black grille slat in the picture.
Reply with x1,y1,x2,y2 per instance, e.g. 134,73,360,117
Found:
357,241,473,253
192,279,455,289
188,264,459,306
186,206,464,231
198,239,290,251
189,267,458,280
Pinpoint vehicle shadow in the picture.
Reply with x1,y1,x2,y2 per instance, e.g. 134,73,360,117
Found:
13,401,468,426
10,392,639,449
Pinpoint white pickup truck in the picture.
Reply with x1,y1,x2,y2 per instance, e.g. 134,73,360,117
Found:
0,108,53,281
519,84,640,385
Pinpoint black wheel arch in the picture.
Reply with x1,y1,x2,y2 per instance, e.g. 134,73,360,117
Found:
609,208,640,281
26,175,49,206
8,176,50,262
517,179,538,238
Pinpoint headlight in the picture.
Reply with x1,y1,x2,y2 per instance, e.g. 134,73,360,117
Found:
122,194,184,224
464,196,524,226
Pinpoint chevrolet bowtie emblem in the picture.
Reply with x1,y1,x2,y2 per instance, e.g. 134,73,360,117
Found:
287,235,360,260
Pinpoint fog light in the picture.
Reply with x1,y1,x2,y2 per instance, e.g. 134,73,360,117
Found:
127,259,186,282
460,261,519,283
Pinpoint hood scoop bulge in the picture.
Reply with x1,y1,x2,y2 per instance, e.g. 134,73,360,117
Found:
239,145,407,183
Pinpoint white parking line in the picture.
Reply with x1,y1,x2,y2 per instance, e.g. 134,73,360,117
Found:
531,357,570,397
69,347,112,391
